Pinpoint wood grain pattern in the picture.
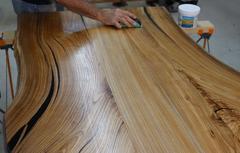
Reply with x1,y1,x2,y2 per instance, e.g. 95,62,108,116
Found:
84,7,240,153
5,7,240,153
5,12,135,153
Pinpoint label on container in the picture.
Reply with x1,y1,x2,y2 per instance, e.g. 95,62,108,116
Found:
179,16,195,28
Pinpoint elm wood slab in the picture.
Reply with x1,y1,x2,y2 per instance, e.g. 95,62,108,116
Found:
5,12,135,153
84,7,240,153
5,7,240,153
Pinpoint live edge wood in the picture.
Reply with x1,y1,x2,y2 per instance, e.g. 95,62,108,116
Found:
5,7,240,153
5,12,135,153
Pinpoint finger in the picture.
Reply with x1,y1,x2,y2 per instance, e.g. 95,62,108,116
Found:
120,17,131,27
121,10,136,19
114,21,122,29
124,16,136,26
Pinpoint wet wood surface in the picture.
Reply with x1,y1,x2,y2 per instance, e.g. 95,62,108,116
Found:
5,7,240,153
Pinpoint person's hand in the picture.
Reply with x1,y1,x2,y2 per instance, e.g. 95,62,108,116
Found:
97,9,137,28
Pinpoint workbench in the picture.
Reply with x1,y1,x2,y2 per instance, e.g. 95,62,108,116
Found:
4,7,240,153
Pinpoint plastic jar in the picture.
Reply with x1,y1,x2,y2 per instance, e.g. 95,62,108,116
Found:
178,4,201,28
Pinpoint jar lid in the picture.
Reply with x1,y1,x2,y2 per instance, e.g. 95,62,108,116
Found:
178,4,201,15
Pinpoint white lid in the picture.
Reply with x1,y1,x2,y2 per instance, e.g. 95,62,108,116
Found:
178,4,200,16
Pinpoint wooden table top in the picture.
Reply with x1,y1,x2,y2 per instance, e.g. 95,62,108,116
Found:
5,7,240,153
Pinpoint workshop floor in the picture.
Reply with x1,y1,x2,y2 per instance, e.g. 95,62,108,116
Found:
0,0,240,152
171,0,240,71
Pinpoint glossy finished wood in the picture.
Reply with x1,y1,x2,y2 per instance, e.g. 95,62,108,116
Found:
5,7,240,153
5,12,135,153
85,7,240,153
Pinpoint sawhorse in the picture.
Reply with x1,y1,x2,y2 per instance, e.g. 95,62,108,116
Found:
182,20,215,53
0,32,15,100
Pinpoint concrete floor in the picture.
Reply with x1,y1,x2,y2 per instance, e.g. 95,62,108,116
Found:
170,0,240,71
0,0,240,152
0,0,17,32
195,0,240,71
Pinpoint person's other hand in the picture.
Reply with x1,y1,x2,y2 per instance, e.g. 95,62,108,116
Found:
98,9,137,28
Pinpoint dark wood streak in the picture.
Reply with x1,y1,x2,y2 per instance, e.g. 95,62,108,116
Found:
7,7,240,153
46,42,61,92
78,134,96,153
180,70,240,141
112,121,125,149
7,75,55,151
84,7,240,153
7,15,60,150
6,10,136,153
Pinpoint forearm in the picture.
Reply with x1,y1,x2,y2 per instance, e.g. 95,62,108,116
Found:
56,0,137,28
56,0,101,20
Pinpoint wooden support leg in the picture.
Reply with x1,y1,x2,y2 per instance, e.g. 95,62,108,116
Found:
203,38,207,49
5,48,14,99
207,38,210,53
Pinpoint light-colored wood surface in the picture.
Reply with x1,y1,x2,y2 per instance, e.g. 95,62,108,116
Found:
5,7,240,153
5,12,135,153
85,7,240,153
